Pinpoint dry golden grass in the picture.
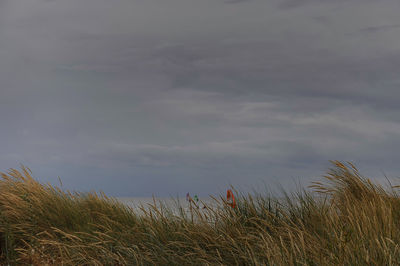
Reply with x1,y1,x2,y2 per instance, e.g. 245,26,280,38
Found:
0,161,399,265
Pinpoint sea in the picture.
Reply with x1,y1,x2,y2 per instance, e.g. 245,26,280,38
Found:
115,197,220,216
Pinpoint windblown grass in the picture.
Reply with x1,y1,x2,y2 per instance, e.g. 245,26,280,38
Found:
0,161,399,265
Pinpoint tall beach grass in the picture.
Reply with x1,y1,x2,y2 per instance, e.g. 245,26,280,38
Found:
0,161,399,265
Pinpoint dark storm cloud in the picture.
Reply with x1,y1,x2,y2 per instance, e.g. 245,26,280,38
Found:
1,0,400,196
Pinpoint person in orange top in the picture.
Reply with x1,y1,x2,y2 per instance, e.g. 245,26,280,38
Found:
227,189,236,208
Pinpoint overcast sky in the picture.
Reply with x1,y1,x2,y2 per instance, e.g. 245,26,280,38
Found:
1,0,400,197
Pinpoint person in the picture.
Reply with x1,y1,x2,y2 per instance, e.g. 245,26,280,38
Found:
227,189,236,208
186,192,191,202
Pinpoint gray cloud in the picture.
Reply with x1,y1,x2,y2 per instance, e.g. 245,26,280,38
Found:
358,24,400,34
1,0,400,196
278,0,319,9
224,0,252,3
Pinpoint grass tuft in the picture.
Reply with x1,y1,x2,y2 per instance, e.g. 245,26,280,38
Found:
0,161,399,265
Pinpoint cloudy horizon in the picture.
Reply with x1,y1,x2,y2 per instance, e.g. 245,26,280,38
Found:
1,0,400,197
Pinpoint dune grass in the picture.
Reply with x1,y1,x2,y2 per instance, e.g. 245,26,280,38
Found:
0,161,399,265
